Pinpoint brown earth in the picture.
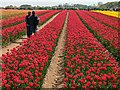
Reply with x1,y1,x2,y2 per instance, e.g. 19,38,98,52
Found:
41,12,69,89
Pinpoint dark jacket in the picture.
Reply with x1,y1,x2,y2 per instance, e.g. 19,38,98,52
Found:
30,15,39,26
25,15,31,26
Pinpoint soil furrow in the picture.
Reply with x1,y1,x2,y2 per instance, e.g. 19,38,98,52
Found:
41,12,69,89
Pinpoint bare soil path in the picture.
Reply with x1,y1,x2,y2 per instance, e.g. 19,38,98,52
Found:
0,13,59,56
41,12,69,89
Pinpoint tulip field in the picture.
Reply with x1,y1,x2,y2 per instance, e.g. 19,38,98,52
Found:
64,10,120,89
1,10,120,89
1,10,28,20
76,10,119,61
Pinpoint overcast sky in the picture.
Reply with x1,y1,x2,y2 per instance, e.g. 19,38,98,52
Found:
1,0,119,7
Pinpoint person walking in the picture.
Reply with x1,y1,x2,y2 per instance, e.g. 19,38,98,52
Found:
30,11,39,35
25,11,32,38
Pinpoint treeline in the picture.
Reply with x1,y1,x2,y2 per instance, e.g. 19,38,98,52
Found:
97,1,120,11
1,4,88,10
1,1,120,11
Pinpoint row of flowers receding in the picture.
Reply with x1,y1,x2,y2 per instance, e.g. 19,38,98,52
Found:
76,10,119,62
39,10,61,26
85,11,119,31
1,10,67,89
1,10,60,47
93,11,120,19
2,10,27,20
63,10,120,89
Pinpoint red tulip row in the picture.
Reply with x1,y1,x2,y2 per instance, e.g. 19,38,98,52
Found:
77,10,118,50
1,22,26,46
64,10,120,89
83,11,119,31
93,11,119,22
1,10,67,89
2,11,49,29
76,10,119,61
1,10,60,47
38,10,60,25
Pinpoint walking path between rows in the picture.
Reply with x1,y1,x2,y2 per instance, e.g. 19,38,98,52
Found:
42,12,69,88
0,13,59,56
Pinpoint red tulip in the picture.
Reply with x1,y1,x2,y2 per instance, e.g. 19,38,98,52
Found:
112,84,116,88
92,81,96,86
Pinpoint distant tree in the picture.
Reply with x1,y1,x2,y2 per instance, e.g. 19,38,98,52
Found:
13,6,18,9
20,5,33,10
5,5,14,9
36,6,41,10
97,2,103,7
98,1,119,10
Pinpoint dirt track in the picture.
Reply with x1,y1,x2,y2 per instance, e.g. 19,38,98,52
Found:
42,12,69,89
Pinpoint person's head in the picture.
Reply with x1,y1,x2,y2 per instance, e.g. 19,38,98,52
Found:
28,11,31,16
32,11,35,15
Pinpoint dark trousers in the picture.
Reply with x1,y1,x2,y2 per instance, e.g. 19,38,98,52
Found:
31,26,37,34
27,26,32,38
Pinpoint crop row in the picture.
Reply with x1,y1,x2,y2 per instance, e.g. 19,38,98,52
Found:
1,10,67,89
84,11,119,31
1,10,60,47
1,10,27,19
63,10,120,89
38,10,60,25
76,10,119,61
93,11,120,19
